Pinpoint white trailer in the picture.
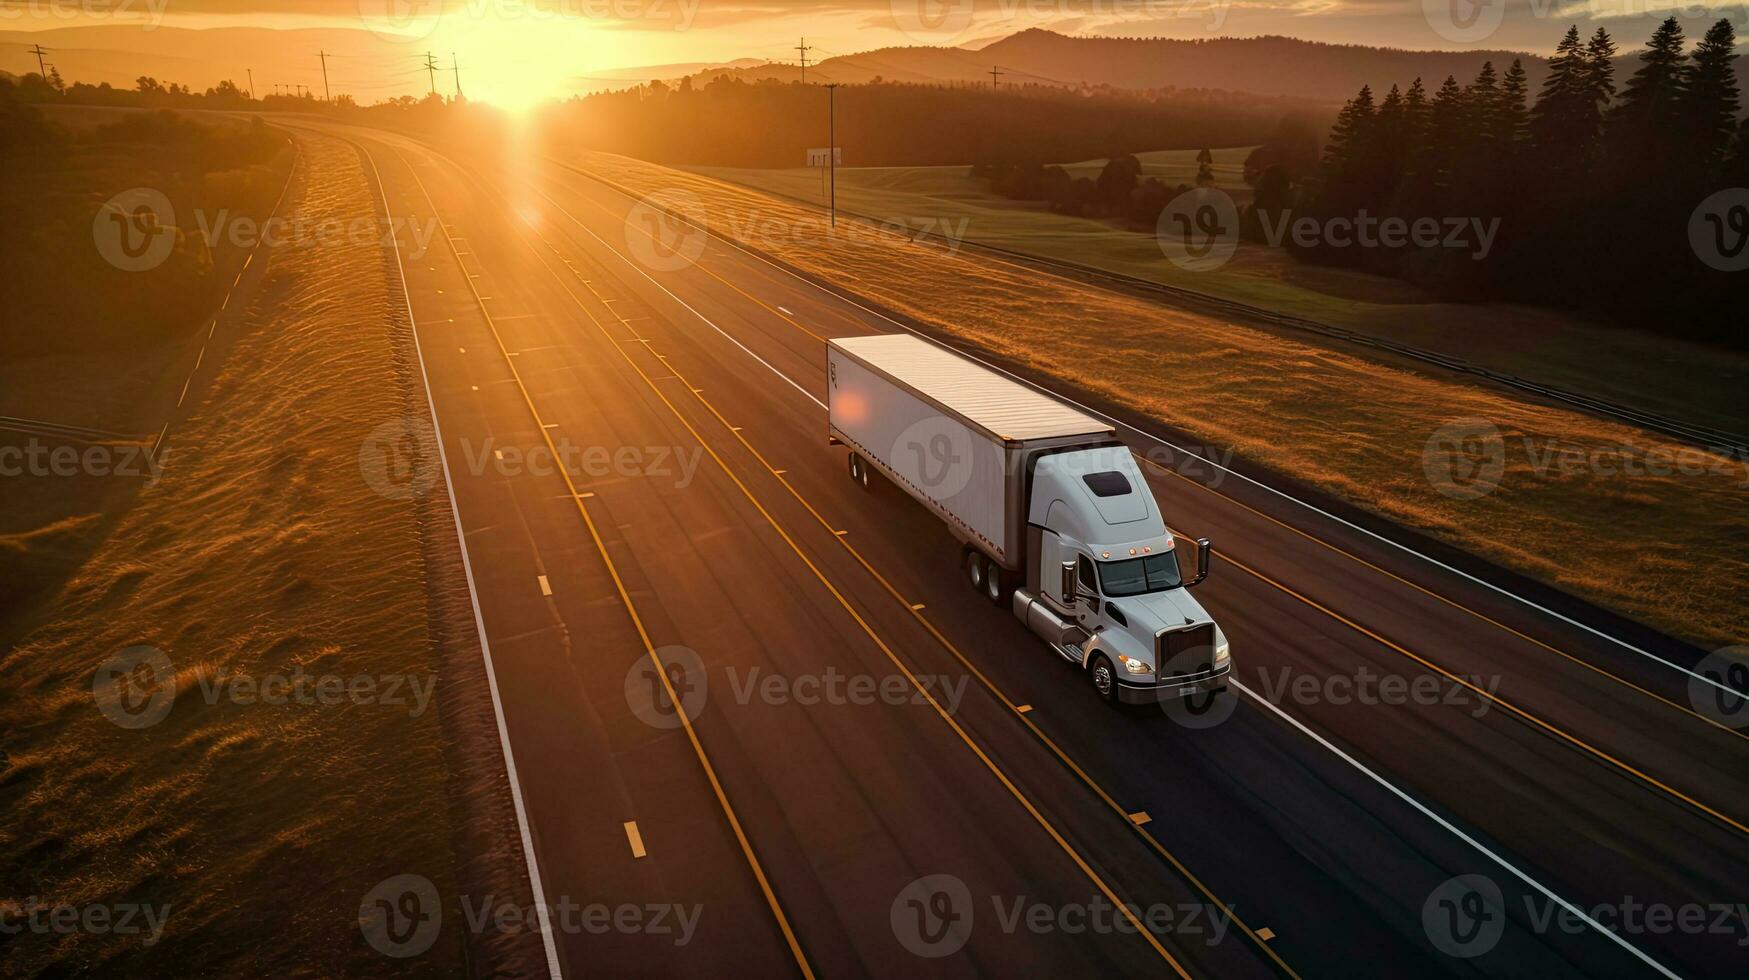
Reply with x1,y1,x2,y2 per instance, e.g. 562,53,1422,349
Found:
827,334,1231,706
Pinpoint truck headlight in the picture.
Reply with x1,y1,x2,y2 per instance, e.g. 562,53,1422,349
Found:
1118,654,1152,675
1214,642,1230,666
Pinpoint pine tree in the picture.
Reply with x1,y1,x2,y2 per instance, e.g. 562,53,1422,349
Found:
1497,59,1530,153
1684,19,1741,165
1375,84,1408,186
1466,61,1501,150
1401,78,1431,160
1420,75,1466,194
1583,26,1618,119
1611,17,1687,137
1321,84,1376,178
1530,27,1594,179
1195,147,1215,187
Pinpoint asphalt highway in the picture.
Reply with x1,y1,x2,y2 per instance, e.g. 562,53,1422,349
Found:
299,119,1749,979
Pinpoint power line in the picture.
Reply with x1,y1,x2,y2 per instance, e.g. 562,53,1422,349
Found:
423,51,439,97
989,65,1005,91
451,51,462,98
796,36,811,84
30,42,47,79
318,50,331,101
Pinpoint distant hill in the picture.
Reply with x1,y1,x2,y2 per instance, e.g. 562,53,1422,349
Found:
655,28,1749,105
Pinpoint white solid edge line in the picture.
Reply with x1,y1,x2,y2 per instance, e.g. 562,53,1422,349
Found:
1232,679,1681,979
364,140,565,980
533,162,1695,974
527,183,826,412
553,160,1726,695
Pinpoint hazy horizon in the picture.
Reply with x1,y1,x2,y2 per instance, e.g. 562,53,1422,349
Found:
5,0,1741,108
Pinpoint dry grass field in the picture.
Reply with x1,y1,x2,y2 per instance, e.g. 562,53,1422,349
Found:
0,130,489,977
571,149,1749,648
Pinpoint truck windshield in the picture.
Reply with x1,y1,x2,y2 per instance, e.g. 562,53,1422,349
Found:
1097,553,1182,596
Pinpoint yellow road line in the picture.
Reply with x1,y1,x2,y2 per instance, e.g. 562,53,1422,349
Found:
394,149,817,980
570,163,1749,837
514,216,1195,977
578,159,1741,752
1207,544,1749,837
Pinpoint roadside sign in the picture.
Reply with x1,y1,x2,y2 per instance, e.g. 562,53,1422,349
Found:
807,147,842,167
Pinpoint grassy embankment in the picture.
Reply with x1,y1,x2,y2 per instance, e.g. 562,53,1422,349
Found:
687,150,1749,435
0,112,481,976
575,149,1749,648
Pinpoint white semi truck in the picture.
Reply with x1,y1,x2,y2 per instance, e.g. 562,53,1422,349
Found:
827,334,1231,706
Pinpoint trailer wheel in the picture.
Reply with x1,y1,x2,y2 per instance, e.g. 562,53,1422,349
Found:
847,452,871,489
983,562,1005,606
1089,654,1119,706
964,550,985,592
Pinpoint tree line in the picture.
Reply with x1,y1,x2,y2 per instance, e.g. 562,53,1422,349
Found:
1284,18,1746,343
548,76,1308,168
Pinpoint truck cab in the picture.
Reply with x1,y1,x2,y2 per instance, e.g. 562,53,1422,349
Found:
1018,445,1231,705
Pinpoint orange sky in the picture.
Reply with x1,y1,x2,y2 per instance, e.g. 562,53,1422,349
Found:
3,0,1712,109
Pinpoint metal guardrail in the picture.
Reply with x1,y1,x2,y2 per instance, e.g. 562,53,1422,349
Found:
697,174,1749,462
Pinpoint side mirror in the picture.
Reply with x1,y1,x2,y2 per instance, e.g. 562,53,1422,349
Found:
1187,537,1212,586
1059,560,1078,605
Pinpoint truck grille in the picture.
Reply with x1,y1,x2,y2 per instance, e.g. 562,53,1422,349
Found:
1156,624,1217,679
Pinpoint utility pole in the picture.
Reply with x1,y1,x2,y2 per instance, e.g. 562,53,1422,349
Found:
451,52,462,99
246,67,255,100
318,50,331,101
989,65,1004,91
30,43,48,79
424,52,438,97
796,37,811,84
825,83,838,228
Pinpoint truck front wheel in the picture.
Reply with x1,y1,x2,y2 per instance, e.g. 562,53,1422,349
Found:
1089,655,1119,705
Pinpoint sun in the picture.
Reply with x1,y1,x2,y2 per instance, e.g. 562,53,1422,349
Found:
424,9,640,112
